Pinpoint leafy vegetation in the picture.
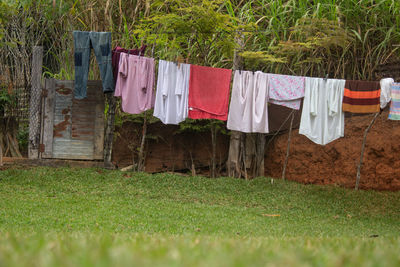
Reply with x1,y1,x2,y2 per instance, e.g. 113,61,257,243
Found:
0,167,399,265
3,0,398,83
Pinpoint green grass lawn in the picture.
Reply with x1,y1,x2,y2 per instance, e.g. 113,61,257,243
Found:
0,167,399,266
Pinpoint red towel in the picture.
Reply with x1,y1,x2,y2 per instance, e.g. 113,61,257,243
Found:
188,64,232,120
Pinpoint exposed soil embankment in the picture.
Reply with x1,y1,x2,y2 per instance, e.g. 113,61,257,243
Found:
112,108,400,190
265,109,400,191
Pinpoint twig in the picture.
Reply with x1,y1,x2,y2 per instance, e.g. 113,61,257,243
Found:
0,133,3,166
355,112,380,190
266,109,296,151
282,112,295,180
137,113,147,172
240,132,248,180
190,151,196,176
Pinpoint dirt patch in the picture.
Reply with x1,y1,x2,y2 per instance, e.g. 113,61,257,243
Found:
112,121,230,174
265,109,400,191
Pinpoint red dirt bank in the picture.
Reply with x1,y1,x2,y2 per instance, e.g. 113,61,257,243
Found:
265,109,400,191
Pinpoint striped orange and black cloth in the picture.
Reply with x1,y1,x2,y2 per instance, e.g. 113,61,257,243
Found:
342,80,381,113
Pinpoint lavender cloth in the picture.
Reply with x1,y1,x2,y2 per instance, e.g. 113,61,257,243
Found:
114,53,155,114
112,45,147,85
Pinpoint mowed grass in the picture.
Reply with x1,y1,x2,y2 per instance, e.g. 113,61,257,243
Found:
0,167,399,266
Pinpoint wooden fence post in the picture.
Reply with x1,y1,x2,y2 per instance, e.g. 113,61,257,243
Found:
104,94,116,168
227,32,244,178
28,46,43,159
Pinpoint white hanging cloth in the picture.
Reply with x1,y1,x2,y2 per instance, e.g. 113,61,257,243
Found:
227,71,269,133
299,77,345,145
153,60,190,124
380,78,394,109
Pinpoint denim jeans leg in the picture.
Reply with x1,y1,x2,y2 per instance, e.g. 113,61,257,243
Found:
89,32,115,94
73,31,91,99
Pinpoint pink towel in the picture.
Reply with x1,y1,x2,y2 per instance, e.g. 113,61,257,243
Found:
114,53,155,114
188,65,232,120
268,73,305,110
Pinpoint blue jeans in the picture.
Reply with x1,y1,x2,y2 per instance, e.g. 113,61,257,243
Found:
73,31,114,99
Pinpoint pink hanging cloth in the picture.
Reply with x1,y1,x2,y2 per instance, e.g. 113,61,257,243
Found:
114,53,155,114
188,64,232,120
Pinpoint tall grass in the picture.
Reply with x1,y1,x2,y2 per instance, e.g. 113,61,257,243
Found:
3,0,397,80
227,0,400,79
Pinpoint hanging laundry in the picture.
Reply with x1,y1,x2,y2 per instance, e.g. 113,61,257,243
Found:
299,78,345,145
153,60,190,124
112,45,147,85
114,53,155,114
380,78,394,109
188,65,232,121
268,73,305,110
389,83,400,120
73,31,114,99
227,71,269,133
342,80,381,113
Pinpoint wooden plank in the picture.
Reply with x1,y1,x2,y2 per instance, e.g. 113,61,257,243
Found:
41,78,55,158
28,46,43,159
52,138,94,160
52,81,73,141
52,80,76,159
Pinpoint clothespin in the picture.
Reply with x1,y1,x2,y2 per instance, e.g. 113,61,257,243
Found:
176,55,184,68
324,74,329,81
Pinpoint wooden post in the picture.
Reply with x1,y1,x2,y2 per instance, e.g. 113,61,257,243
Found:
355,112,380,190
227,31,244,178
41,79,55,158
282,111,295,180
227,131,242,177
254,133,266,177
104,94,116,168
137,113,147,172
28,46,43,159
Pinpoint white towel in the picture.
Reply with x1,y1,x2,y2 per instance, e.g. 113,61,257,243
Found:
227,70,254,132
153,60,190,124
227,71,269,133
299,78,345,145
380,78,394,109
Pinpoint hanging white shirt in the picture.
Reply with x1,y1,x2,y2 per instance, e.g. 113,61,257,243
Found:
153,60,190,124
227,71,269,133
380,78,394,109
299,77,345,145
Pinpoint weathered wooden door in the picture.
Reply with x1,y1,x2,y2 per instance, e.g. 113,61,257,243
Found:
41,79,104,160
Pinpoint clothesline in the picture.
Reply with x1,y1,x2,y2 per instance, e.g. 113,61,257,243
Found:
72,31,398,148
71,29,277,34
